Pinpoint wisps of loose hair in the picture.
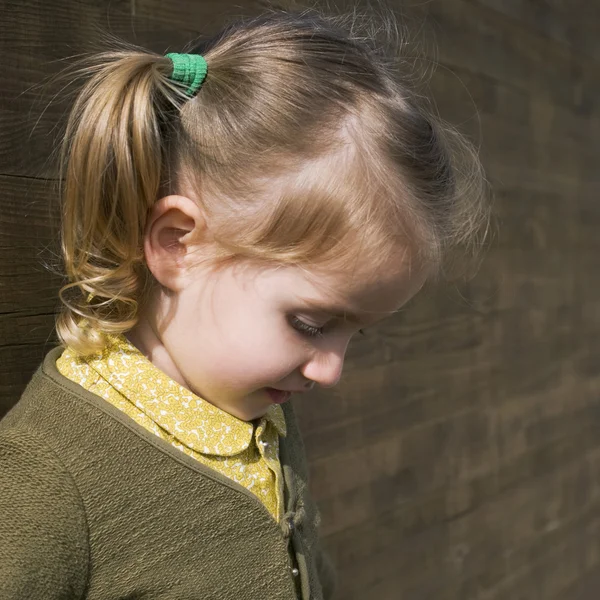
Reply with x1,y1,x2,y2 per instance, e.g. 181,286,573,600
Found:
54,5,491,355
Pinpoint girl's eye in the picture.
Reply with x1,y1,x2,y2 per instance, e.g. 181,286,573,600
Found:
289,316,367,339
289,316,325,338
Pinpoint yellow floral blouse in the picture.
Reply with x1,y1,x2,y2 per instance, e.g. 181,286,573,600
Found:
56,334,287,520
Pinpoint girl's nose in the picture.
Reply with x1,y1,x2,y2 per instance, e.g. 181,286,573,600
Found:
300,349,346,388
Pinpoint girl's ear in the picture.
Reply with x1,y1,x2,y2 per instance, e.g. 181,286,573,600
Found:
144,195,208,292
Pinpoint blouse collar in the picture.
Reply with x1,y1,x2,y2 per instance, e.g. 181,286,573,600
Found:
84,335,286,456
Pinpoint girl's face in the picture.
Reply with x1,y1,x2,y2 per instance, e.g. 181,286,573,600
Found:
139,255,426,422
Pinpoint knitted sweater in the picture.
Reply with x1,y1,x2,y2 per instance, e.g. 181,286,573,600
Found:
0,347,336,600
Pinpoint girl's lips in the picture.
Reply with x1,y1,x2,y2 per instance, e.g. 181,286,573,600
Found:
265,388,292,404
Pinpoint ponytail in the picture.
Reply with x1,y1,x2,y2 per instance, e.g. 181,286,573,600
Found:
56,49,185,355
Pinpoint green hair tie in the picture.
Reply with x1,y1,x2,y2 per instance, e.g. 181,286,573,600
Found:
165,53,208,97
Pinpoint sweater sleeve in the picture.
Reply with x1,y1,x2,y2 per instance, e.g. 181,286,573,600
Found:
0,431,89,599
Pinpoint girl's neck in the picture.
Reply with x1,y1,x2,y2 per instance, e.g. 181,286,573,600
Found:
125,315,190,392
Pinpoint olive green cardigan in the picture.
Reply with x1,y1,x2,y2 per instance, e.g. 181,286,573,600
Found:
0,347,336,599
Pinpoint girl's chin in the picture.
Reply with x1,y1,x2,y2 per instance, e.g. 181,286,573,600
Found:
215,388,284,422
224,393,273,422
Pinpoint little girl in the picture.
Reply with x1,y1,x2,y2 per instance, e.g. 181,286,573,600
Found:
0,8,489,600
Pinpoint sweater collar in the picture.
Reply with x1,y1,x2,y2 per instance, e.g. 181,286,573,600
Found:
83,335,286,456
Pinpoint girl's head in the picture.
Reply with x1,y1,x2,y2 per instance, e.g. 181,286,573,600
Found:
56,9,490,419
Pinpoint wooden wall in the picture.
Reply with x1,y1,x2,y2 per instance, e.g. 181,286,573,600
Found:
1,1,599,598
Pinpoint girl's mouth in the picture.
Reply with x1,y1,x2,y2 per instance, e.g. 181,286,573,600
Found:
265,388,292,405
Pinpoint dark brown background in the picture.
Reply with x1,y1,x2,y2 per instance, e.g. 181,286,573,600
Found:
1,1,599,598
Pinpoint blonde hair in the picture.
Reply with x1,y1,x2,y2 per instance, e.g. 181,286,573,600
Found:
56,8,491,356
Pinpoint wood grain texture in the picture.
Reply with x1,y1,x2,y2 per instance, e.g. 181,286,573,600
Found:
1,1,599,599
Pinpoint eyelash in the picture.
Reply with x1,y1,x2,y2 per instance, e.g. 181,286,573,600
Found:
290,316,324,338
289,316,365,339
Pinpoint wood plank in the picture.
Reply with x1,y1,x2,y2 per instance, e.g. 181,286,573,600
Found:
0,175,61,312
427,1,600,118
321,448,600,599
134,0,264,32
473,0,600,62
0,1,202,177
0,174,61,413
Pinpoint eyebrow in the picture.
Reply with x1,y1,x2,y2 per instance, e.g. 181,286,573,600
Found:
296,297,365,324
